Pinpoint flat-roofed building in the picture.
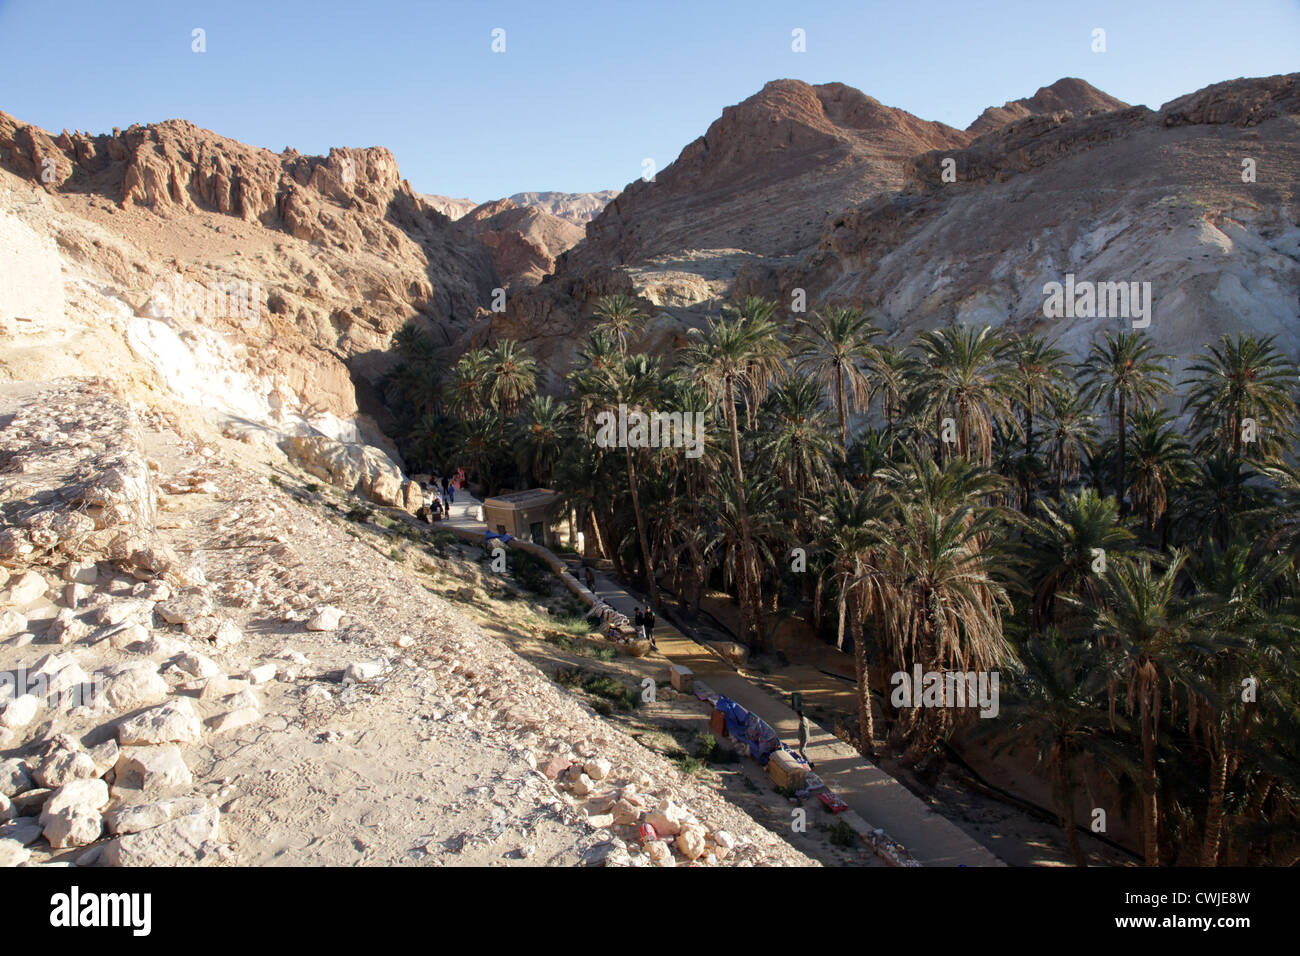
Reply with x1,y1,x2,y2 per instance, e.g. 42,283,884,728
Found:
482,488,563,546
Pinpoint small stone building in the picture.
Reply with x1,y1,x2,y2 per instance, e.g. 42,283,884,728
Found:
481,488,563,546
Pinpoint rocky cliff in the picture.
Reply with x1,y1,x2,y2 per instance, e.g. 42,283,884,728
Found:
735,73,1300,365
0,112,500,504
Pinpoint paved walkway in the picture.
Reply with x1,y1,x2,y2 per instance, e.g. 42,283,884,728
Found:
437,490,1002,867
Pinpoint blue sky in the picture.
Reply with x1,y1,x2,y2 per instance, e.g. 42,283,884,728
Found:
0,0,1295,200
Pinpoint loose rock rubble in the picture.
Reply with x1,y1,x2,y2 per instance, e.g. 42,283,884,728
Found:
0,381,813,867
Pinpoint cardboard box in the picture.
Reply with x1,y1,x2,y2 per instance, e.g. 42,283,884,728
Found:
767,749,807,790
669,664,694,693
710,706,728,737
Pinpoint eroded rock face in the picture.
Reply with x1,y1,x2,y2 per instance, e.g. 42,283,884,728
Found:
282,435,405,506
966,77,1129,137
739,72,1300,370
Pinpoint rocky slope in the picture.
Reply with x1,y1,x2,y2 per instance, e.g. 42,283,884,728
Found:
0,380,813,867
735,73,1300,366
508,190,619,226
497,79,973,386
455,198,585,288
0,112,501,506
966,77,1128,136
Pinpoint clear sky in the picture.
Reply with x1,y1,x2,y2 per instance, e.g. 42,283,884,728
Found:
0,0,1295,200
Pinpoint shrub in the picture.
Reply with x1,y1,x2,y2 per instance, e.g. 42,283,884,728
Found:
829,819,856,848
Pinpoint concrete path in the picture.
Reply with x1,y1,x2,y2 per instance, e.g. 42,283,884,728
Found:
438,493,1003,867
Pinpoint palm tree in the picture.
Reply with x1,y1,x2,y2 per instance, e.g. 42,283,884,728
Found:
1187,542,1298,865
913,324,1019,466
587,353,665,609
446,347,493,418
515,395,571,487
592,294,645,356
1082,332,1172,518
1126,409,1191,535
877,451,1016,759
1184,333,1298,460
1009,334,1068,461
868,345,913,435
1026,488,1135,630
757,377,835,524
977,629,1130,865
485,339,539,438
1042,386,1098,497
817,480,891,755
407,412,462,475
793,306,880,451
1089,551,1207,866
685,298,787,648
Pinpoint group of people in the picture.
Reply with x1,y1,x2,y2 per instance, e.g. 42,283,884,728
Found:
418,469,465,524
633,605,657,648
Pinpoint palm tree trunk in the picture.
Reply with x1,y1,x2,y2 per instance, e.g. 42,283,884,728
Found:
1117,394,1128,518
723,379,761,650
623,445,658,611
1053,767,1088,866
850,591,874,756
1140,688,1160,866
836,364,848,452
1200,734,1228,867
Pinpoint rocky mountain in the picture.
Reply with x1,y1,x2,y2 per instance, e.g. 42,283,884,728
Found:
419,194,478,220
495,79,974,386
0,112,501,506
735,73,1300,368
966,77,1129,136
453,198,585,288
507,190,619,226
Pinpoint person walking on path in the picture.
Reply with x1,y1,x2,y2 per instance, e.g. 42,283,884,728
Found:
633,607,646,641
797,708,813,767
643,606,657,648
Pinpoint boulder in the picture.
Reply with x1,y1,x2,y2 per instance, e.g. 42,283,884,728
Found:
113,745,193,791
402,479,423,514
0,817,42,845
99,803,220,866
0,571,49,608
116,698,203,745
213,618,243,648
32,736,97,788
169,650,220,679
306,606,343,631
100,660,169,710
584,758,612,781
0,758,32,797
156,593,212,625
205,707,260,735
676,822,707,860
0,609,26,639
39,778,109,848
0,694,39,729
246,663,277,685
645,800,686,837
0,837,31,867
343,658,383,683
62,560,99,585
645,839,675,867
47,608,89,644
105,796,211,835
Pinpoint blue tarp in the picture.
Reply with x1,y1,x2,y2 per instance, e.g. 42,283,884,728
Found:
714,696,779,764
